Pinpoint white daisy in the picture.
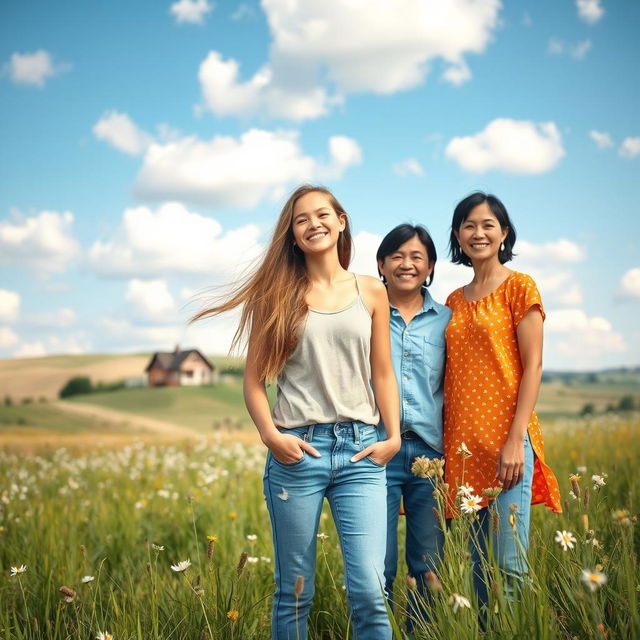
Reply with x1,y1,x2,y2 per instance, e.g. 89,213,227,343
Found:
555,530,577,551
170,559,191,573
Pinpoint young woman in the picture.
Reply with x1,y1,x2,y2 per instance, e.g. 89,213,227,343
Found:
444,192,562,606
193,185,400,640
376,225,450,628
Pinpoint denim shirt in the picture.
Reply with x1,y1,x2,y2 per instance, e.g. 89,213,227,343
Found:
386,288,451,454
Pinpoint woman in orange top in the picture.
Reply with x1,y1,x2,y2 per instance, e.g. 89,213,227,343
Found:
443,192,561,607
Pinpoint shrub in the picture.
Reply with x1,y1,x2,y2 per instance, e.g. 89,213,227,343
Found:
59,376,93,399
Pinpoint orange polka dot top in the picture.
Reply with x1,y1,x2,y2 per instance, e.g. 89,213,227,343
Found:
443,271,562,518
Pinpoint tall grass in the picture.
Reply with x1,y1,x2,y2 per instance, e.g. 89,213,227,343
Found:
0,414,638,639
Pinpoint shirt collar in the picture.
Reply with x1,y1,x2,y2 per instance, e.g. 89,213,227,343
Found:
390,286,437,316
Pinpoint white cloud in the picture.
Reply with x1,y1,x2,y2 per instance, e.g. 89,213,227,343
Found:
24,308,77,328
197,52,335,121
517,239,585,263
0,327,19,348
577,0,604,24
545,309,625,364
3,50,69,87
511,239,585,307
0,210,79,275
93,111,154,156
445,119,565,174
393,158,425,177
198,0,501,120
134,129,361,208
231,3,254,20
548,38,564,56
0,290,20,322
89,202,262,278
619,137,640,159
46,334,91,355
97,313,241,355
126,279,177,323
13,341,47,358
620,267,640,299
589,130,613,149
170,0,213,24
350,231,383,278
570,39,592,60
548,38,592,60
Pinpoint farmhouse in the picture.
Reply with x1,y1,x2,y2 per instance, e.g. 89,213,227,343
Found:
145,346,216,387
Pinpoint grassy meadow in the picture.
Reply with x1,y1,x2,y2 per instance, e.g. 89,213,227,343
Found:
0,356,638,639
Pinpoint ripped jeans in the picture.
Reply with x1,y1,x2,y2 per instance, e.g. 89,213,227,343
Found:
263,421,392,640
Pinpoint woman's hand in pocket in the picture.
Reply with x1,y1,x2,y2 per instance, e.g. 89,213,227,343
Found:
264,431,321,464
350,437,400,466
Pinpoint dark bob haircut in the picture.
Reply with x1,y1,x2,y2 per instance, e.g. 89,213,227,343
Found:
448,192,516,266
376,224,437,287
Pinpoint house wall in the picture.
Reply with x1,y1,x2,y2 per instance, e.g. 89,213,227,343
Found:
179,353,212,386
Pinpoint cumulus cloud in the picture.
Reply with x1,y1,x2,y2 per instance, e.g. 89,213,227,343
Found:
198,0,501,120
445,119,565,174
0,327,19,348
93,111,154,156
24,308,77,328
517,239,585,263
89,202,262,278
393,158,425,177
511,239,585,307
545,309,625,365
170,0,213,24
125,279,177,323
619,137,640,159
134,129,361,208
576,0,604,24
13,341,47,358
0,210,79,275
3,50,69,87
619,267,640,299
197,52,336,121
589,130,613,149
0,290,20,323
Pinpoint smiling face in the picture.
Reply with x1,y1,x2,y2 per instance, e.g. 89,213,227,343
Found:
291,190,346,256
454,201,508,265
378,234,433,295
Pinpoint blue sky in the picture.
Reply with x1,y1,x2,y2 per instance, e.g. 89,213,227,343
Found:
1,0,639,370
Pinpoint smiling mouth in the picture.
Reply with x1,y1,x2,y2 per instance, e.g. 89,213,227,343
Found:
396,273,417,279
306,232,328,241
470,243,490,249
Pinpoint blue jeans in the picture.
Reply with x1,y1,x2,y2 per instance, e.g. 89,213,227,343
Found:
263,421,392,640
470,433,535,608
384,436,444,629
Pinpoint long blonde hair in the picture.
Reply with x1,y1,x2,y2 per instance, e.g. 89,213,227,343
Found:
191,184,353,381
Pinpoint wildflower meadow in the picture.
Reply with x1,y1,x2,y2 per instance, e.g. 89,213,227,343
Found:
0,412,638,639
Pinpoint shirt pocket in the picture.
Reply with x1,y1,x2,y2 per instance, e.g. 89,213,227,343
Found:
423,337,446,378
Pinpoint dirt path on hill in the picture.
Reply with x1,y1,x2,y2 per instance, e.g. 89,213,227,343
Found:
54,400,200,436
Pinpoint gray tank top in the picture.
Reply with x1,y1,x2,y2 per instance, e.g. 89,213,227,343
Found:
272,274,380,428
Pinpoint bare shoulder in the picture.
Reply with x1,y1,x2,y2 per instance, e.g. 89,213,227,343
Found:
354,274,388,314
356,274,386,294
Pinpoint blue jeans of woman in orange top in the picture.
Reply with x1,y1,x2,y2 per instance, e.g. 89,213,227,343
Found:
470,432,535,608
263,421,391,640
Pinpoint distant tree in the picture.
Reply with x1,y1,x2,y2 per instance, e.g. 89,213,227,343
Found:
21,396,33,405
605,403,616,413
580,403,596,417
3,395,12,407
59,376,93,399
585,373,599,384
617,396,635,412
